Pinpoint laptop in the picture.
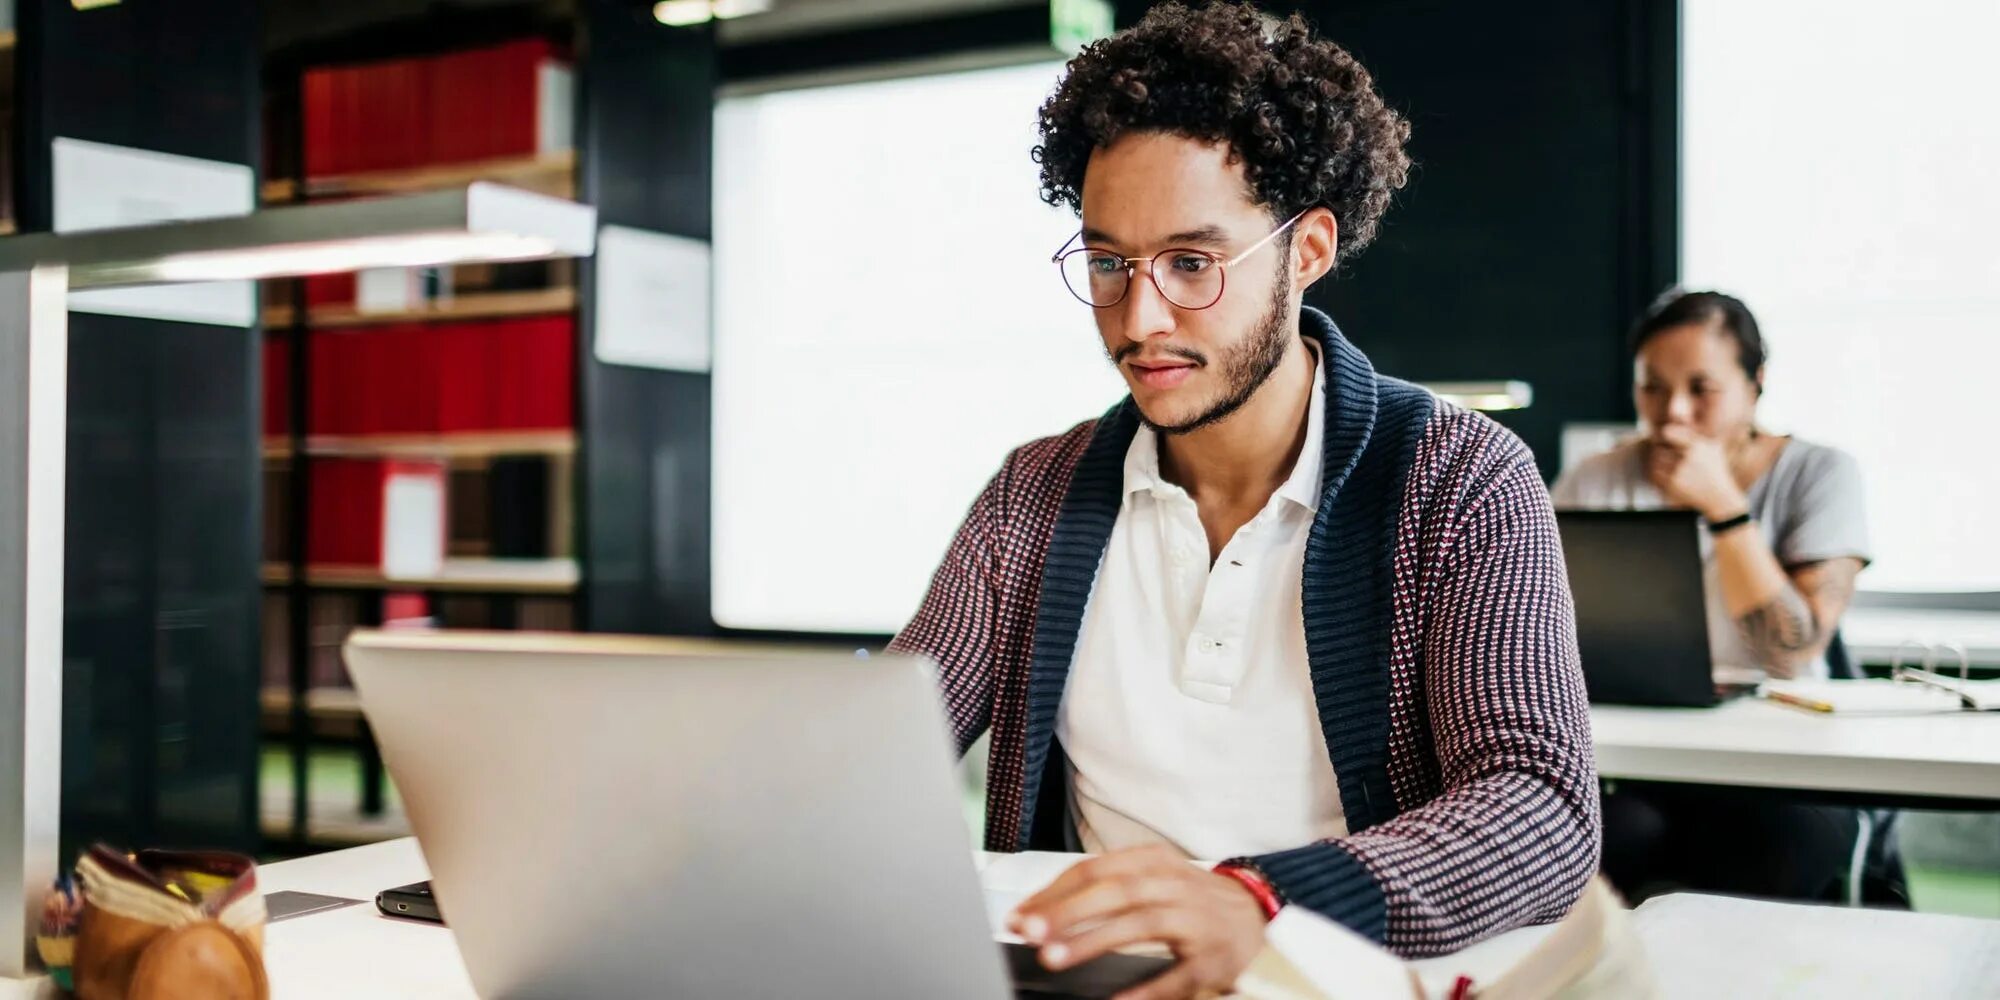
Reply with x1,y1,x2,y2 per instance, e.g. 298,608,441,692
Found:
1555,510,1750,707
343,629,1169,999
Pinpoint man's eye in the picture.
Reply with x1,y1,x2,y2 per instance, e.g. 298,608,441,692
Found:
1087,254,1122,274
1170,254,1214,273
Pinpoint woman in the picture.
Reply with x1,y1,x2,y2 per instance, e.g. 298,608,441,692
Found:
1553,290,1876,902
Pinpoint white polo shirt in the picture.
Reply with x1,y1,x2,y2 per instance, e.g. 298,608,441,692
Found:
1056,348,1347,860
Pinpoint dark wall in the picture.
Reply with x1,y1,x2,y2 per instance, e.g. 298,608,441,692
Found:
1117,0,1678,478
575,0,717,635
13,0,263,856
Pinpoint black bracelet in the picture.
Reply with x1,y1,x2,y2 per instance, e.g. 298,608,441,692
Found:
1707,511,1755,535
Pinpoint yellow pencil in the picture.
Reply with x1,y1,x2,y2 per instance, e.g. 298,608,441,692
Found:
1763,689,1834,714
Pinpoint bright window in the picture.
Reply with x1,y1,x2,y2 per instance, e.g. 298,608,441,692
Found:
711,61,1125,633
1682,0,2000,591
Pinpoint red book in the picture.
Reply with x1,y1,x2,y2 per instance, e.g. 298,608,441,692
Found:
302,66,336,178
307,459,447,576
485,317,574,430
302,272,354,309
307,330,344,436
433,321,491,433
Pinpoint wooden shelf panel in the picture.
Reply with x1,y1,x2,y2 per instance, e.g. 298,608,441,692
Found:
263,557,579,594
263,285,576,329
263,429,576,461
260,686,364,720
261,150,576,204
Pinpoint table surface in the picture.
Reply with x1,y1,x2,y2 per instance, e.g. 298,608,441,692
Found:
1590,695,2000,801
1,836,1987,999
247,838,1557,1000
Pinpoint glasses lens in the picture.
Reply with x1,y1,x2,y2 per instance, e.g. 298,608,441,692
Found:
1152,251,1225,309
1060,250,1128,307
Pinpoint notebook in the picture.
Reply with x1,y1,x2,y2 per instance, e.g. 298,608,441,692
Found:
1761,677,2000,714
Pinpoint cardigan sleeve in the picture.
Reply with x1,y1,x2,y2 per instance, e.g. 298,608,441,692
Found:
886,457,1010,757
1250,439,1601,956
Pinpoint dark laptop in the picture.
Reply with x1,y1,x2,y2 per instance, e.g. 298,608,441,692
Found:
1555,509,1747,707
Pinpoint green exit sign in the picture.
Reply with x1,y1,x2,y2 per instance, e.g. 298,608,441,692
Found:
1051,0,1113,55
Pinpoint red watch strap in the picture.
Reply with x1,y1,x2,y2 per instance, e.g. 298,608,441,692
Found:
1213,862,1283,922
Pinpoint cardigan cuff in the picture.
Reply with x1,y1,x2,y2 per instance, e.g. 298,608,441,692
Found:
1249,840,1387,943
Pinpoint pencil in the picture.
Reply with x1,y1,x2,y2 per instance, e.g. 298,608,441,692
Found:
1763,689,1834,714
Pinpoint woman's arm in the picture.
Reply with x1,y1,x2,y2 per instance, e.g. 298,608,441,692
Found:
1709,527,1863,679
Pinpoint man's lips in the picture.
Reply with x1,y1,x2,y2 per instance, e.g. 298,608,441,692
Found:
1127,357,1198,390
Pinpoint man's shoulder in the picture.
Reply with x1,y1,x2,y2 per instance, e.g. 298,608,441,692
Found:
993,416,1103,497
1408,395,1536,490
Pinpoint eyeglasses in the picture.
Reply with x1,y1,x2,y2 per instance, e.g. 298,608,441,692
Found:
1051,210,1307,310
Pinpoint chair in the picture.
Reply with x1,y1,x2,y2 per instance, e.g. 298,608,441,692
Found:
1826,631,1912,907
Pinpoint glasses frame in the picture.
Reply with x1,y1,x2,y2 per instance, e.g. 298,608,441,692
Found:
1051,209,1309,310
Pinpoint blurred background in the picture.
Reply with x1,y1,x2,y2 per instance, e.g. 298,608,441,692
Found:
5,0,1995,916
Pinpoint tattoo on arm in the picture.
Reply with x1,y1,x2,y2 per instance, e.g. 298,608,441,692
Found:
1736,559,1863,670
1737,588,1820,658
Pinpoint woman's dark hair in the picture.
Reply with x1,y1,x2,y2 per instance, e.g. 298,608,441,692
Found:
1033,1,1412,265
1630,289,1767,388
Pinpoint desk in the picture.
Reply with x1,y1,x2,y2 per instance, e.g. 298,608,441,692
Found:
248,839,1995,999
250,838,1563,999
1843,606,2000,668
1591,698,2000,806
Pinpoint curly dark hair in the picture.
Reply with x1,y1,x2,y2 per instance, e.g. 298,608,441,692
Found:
1034,1,1412,264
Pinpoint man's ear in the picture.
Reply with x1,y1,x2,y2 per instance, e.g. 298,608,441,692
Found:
1293,207,1338,290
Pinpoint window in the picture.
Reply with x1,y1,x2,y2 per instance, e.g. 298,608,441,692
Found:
712,61,1125,632
1682,0,2000,591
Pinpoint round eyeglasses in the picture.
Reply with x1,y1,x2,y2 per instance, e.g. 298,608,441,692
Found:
1051,210,1307,310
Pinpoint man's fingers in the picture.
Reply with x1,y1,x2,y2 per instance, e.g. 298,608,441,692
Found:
1021,872,1179,944
1012,848,1183,939
1112,961,1206,1000
1042,904,1192,970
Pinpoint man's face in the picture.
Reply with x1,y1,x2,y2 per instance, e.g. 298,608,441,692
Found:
1078,133,1297,435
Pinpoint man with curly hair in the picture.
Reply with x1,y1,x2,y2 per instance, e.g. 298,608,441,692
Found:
889,4,1599,994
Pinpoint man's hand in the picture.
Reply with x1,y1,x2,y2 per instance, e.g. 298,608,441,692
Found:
1644,425,1748,521
1007,845,1268,1000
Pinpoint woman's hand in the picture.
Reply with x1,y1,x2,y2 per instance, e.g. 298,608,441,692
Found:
1644,425,1749,521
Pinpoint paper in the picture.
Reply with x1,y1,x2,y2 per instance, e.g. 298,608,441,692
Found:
1237,907,1420,1000
381,469,445,579
52,137,257,327
1633,892,2000,998
592,224,710,372
1762,679,1969,715
977,850,1087,943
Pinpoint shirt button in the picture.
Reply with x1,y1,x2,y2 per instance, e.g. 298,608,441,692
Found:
1196,636,1221,654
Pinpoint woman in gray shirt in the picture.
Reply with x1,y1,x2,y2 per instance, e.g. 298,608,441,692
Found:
1552,293,1871,680
1554,290,1878,903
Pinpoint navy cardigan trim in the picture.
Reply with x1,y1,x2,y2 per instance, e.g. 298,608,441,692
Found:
1014,309,1436,921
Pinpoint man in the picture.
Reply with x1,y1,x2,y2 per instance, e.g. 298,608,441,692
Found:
889,4,1599,997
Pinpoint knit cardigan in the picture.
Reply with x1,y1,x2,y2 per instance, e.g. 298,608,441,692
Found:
888,308,1600,957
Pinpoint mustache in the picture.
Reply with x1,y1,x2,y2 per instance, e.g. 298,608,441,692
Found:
1111,342,1209,367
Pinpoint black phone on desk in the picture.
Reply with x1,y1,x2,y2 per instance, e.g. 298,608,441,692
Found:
376,880,443,923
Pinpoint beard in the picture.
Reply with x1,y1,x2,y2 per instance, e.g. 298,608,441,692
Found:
1116,265,1295,437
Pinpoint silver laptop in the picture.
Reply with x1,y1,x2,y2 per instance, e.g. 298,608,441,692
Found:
344,629,1165,999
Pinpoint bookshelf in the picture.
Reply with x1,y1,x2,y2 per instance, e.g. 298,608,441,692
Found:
261,557,580,594
259,149,576,204
253,0,714,853
261,284,575,328
262,429,577,461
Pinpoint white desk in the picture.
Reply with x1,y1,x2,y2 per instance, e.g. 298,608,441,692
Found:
1591,697,2000,803
242,839,1995,999
1843,606,2000,667
249,838,1563,999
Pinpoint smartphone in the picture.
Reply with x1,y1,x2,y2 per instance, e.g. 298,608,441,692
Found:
375,880,443,923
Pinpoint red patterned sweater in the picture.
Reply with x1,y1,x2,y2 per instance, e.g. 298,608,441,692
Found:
889,309,1599,956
